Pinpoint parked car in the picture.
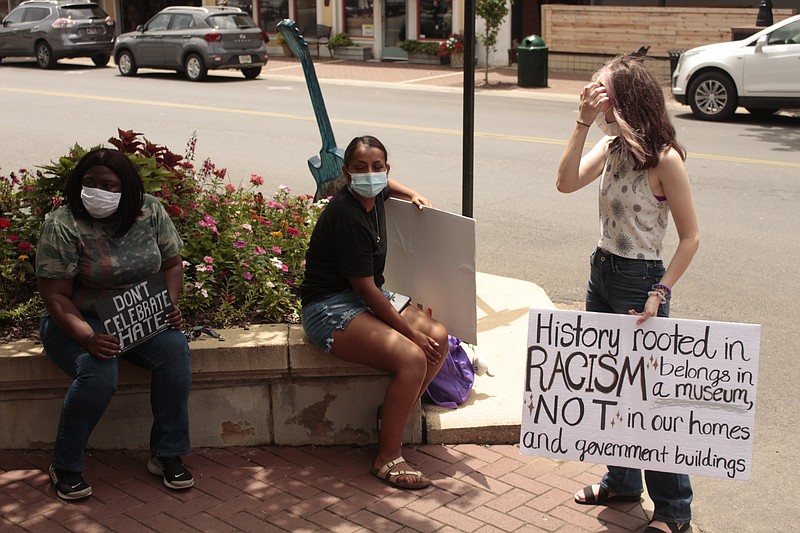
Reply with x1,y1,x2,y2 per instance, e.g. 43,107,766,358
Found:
672,14,800,121
0,0,115,69
113,6,268,81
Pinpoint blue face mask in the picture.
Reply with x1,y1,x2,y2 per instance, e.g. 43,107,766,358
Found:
348,171,387,199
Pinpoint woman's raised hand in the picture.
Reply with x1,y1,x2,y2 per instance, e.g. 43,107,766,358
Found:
579,82,610,124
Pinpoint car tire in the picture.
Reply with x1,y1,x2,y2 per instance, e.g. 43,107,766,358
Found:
92,54,110,67
184,54,207,81
242,66,261,79
117,50,138,76
688,71,737,121
35,41,56,69
745,107,779,117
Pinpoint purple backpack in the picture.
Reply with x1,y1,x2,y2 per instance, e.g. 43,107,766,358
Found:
423,336,475,409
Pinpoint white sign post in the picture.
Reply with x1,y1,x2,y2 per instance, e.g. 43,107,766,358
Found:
520,309,760,480
384,198,477,345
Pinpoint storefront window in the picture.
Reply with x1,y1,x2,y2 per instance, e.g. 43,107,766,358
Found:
345,0,373,37
296,0,315,34
260,0,289,34
419,0,451,39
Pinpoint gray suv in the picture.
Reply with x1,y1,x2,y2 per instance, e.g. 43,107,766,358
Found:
114,6,268,81
0,0,115,69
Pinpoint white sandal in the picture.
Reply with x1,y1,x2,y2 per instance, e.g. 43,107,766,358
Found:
371,456,430,490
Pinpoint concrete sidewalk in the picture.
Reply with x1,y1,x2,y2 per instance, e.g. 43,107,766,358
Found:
0,60,665,532
260,56,589,101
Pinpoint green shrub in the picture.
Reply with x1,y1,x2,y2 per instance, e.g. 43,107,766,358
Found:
328,32,354,49
399,39,441,55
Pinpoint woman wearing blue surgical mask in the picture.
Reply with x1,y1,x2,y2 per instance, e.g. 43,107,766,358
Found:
301,135,449,490
36,148,193,501
556,56,700,533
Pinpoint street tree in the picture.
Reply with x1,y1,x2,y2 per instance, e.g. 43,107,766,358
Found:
476,0,511,84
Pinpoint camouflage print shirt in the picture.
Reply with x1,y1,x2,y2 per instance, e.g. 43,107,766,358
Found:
36,194,183,317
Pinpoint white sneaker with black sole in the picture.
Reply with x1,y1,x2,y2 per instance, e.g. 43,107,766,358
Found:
48,464,92,500
147,456,194,489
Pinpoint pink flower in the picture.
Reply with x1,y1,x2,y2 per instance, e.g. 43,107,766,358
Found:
286,227,300,236
205,265,214,272
250,174,264,186
244,272,253,280
268,201,284,210
278,185,291,192
253,246,266,255
203,256,214,264
272,246,282,254
234,240,246,249
225,184,236,193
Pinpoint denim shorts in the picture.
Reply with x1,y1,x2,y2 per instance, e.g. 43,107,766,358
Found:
301,289,391,352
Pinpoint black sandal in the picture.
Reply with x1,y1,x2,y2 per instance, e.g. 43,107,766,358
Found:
644,521,691,533
574,484,641,505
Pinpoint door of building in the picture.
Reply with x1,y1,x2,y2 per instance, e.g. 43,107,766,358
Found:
382,0,406,60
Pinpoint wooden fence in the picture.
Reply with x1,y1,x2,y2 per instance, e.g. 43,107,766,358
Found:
542,6,797,58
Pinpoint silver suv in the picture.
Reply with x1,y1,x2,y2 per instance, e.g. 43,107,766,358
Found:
114,6,268,81
0,0,115,69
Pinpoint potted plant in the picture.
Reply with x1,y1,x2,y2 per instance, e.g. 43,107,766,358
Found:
276,33,294,58
400,40,448,65
328,32,373,61
438,33,465,68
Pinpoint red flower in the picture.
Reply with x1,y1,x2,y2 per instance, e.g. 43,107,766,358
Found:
0,218,10,229
17,241,32,254
167,205,182,216
7,234,19,242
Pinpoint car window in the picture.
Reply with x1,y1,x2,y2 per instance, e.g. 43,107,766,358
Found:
59,6,107,19
3,8,26,24
170,14,194,30
146,13,171,31
767,20,800,45
207,14,256,29
23,7,50,22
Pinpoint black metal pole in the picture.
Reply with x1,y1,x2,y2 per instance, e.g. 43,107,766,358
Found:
462,0,475,218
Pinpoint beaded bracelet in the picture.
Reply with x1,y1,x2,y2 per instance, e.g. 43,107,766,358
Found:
576,120,591,128
648,290,668,304
652,283,672,296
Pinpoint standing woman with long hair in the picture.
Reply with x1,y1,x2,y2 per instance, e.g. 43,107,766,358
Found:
556,56,700,533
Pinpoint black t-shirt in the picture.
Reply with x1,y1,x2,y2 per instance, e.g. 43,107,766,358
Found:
300,187,389,306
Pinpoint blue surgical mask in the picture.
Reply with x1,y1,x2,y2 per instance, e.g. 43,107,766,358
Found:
348,171,387,199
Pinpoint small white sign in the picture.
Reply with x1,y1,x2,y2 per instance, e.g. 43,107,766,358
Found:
520,309,760,480
362,24,374,37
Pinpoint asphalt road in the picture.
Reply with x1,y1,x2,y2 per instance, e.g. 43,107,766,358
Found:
1,59,798,532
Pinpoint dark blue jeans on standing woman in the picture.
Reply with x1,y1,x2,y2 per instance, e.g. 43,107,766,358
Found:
41,316,192,473
585,247,693,524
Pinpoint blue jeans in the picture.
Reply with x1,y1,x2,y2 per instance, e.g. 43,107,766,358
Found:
41,316,192,473
301,289,391,353
586,248,692,523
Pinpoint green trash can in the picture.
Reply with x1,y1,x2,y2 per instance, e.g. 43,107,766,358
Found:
517,35,548,88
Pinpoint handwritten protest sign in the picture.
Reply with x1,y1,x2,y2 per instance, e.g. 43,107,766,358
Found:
95,273,174,352
520,309,760,480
